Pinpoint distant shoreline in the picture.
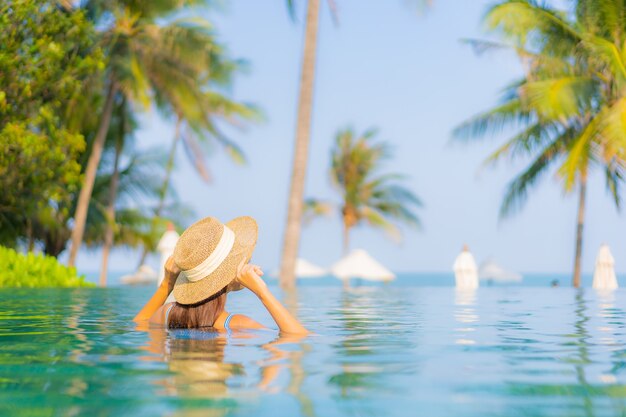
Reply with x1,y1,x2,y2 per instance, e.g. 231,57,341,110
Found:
82,271,621,288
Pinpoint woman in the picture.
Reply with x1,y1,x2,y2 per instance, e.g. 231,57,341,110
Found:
134,216,308,335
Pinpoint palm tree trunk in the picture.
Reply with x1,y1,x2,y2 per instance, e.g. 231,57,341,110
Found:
99,135,123,287
26,218,34,252
44,228,69,258
342,221,350,256
136,117,182,268
279,0,320,288
68,81,117,267
572,173,587,288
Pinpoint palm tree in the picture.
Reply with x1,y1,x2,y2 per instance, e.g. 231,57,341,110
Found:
135,68,259,267
279,1,433,287
99,115,123,286
279,0,322,288
32,133,191,264
98,96,134,286
454,0,626,287
83,143,192,256
308,127,422,254
67,0,222,266
99,85,256,284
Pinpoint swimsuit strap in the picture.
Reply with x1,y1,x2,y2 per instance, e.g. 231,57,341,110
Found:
223,313,235,331
164,303,174,327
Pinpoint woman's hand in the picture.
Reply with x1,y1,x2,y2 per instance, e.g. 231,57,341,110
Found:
161,256,181,294
236,261,266,296
236,260,308,335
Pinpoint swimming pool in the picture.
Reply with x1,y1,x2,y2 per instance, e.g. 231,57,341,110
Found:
1,285,625,416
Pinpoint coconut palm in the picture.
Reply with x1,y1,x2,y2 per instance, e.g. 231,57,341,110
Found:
98,97,130,286
279,0,432,287
454,0,626,287
84,142,192,256
32,134,190,265
308,127,422,254
135,66,260,267
279,0,322,288
99,88,255,284
67,0,222,266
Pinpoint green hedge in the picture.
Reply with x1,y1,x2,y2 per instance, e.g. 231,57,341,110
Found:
0,246,94,288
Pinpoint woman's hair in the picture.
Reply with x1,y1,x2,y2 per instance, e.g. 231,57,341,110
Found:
167,287,227,329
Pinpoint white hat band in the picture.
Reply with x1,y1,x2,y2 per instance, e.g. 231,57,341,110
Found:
182,225,235,282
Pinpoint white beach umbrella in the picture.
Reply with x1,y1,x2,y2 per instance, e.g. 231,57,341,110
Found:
453,246,479,289
331,249,395,281
478,259,522,283
156,225,180,287
295,258,327,278
593,244,618,290
121,264,158,285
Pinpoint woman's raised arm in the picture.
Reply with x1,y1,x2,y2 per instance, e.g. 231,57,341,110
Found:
236,263,309,335
133,257,180,322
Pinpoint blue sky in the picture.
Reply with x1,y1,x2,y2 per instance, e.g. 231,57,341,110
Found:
70,0,626,275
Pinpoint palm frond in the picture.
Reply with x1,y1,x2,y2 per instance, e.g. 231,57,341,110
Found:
286,0,297,21
557,116,600,191
520,76,596,121
326,127,422,243
484,0,581,54
500,134,567,217
360,208,401,242
582,35,626,87
453,98,530,141
576,0,626,40
483,122,558,165
460,0,626,220
181,130,212,183
604,159,625,210
302,198,334,225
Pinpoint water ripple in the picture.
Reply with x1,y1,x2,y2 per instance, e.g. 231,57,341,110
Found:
1,287,626,416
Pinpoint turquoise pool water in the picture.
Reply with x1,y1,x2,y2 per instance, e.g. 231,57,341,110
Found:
1,285,626,416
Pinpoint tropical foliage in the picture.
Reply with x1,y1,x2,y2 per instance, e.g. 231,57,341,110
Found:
0,0,253,286
84,133,192,253
308,128,422,253
454,0,626,286
135,42,259,268
0,246,93,288
3,87,189,262
67,0,256,267
0,0,104,249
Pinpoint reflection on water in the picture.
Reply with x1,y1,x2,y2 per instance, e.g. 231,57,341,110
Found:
454,289,478,346
2,287,626,416
149,330,240,400
332,288,418,374
137,301,312,416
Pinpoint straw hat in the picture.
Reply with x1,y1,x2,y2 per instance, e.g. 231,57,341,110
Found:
172,216,258,305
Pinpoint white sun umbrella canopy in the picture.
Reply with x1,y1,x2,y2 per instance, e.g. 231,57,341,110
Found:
593,244,619,290
295,258,327,278
478,259,522,283
121,264,157,285
156,225,180,287
453,246,479,289
331,249,395,282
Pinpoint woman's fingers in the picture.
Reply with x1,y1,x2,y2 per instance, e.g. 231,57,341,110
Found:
165,256,180,274
236,262,264,283
237,259,247,276
244,263,262,274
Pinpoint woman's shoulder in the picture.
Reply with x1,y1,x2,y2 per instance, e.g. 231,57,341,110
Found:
149,302,174,326
213,311,265,330
229,314,265,330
